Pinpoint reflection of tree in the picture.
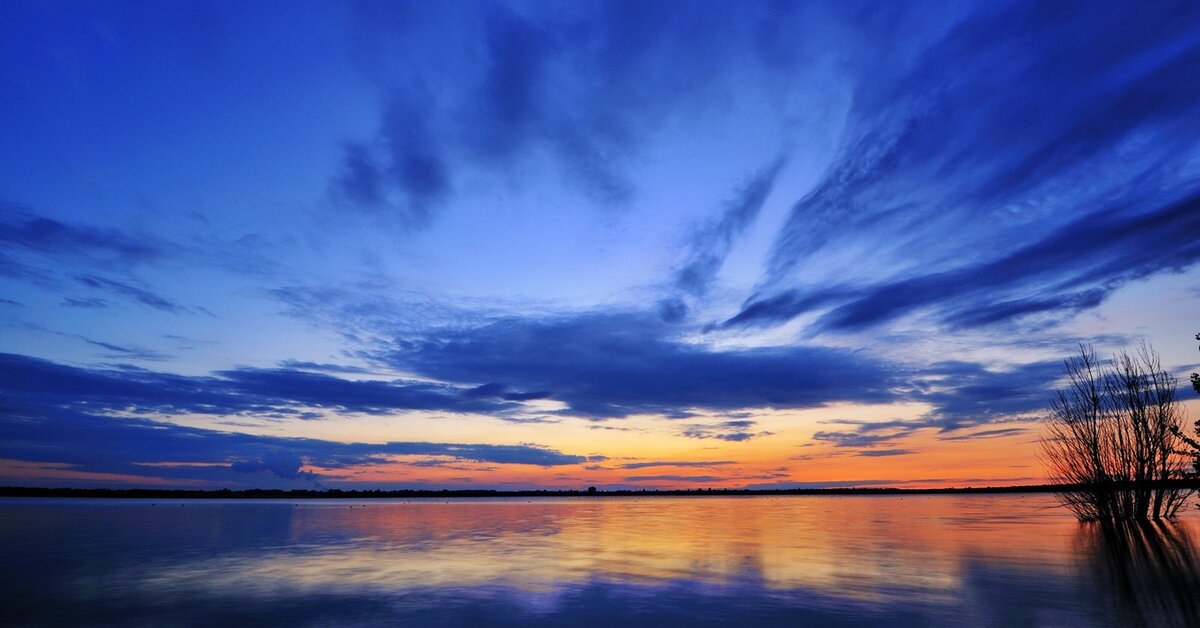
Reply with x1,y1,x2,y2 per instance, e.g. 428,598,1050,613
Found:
1077,520,1200,627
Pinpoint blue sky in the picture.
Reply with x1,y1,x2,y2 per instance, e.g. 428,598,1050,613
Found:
2,0,1199,490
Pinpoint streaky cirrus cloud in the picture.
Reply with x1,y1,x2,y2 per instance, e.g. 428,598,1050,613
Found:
0,202,168,265
732,0,1200,333
730,191,1200,331
0,352,539,419
673,156,788,298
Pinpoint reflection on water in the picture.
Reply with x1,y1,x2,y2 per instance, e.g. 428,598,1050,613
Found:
2,495,1199,626
1077,519,1200,627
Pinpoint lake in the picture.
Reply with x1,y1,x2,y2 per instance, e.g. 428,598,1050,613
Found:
3,494,1199,626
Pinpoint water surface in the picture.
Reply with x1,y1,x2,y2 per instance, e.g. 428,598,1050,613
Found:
3,494,1199,626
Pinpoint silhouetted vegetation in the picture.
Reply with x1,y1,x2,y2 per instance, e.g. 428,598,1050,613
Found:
1173,331,1200,495
1041,344,1193,521
1191,332,1200,395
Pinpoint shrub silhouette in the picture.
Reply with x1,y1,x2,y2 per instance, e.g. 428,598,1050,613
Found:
1040,343,1192,521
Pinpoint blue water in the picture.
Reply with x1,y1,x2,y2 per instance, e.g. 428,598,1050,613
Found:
3,494,1198,626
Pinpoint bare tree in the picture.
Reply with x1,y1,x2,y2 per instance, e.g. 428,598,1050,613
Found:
1191,332,1200,395
1174,332,1200,483
1040,344,1192,521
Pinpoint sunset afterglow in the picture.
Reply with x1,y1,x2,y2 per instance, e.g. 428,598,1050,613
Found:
3,1,1200,491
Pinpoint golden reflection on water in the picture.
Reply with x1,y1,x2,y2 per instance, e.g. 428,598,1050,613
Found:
6,495,1200,626
140,496,1095,598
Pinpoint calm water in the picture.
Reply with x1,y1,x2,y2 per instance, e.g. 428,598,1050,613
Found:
3,494,1200,627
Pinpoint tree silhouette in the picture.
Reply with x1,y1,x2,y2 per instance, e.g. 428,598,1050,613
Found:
1041,343,1192,520
1192,333,1200,395
1177,333,1200,481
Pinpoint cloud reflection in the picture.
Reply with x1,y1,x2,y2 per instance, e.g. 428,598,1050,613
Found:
7,495,1193,625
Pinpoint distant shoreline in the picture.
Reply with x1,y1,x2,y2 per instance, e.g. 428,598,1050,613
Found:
5,481,1200,500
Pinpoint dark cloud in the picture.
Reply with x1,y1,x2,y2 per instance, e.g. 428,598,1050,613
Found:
463,382,551,402
733,185,1200,333
0,202,168,265
624,475,724,484
80,339,169,361
230,451,315,481
61,297,109,309
912,360,1061,432
0,205,181,294
0,356,591,485
333,99,451,225
818,193,1200,332
735,1,1200,332
937,427,1030,442
619,460,737,470
679,421,766,442
811,360,1058,451
0,204,281,309
277,360,371,374
74,274,190,314
378,311,902,418
0,352,532,420
812,420,920,449
856,449,916,458
335,1,817,222
335,142,387,207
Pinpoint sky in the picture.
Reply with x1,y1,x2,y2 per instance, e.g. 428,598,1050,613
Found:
2,0,1200,491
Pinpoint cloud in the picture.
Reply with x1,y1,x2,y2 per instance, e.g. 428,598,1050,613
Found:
0,357,592,486
331,99,450,226
812,420,920,448
856,449,916,458
0,202,168,265
61,297,109,309
230,451,315,481
277,360,371,374
912,360,1061,431
619,460,737,470
937,427,1030,442
624,475,724,484
0,352,534,420
811,360,1059,451
377,310,902,418
334,1,822,222
80,338,170,361
73,274,194,314
674,156,787,297
732,1,1200,333
680,419,770,442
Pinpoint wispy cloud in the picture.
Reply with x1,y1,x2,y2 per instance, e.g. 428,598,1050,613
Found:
856,449,916,458
729,2,1200,334
673,156,787,298
0,352,538,419
625,474,724,484
0,202,168,265
619,460,737,470
332,2,821,224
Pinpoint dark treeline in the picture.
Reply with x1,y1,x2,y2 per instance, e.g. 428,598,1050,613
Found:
8,481,1200,500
